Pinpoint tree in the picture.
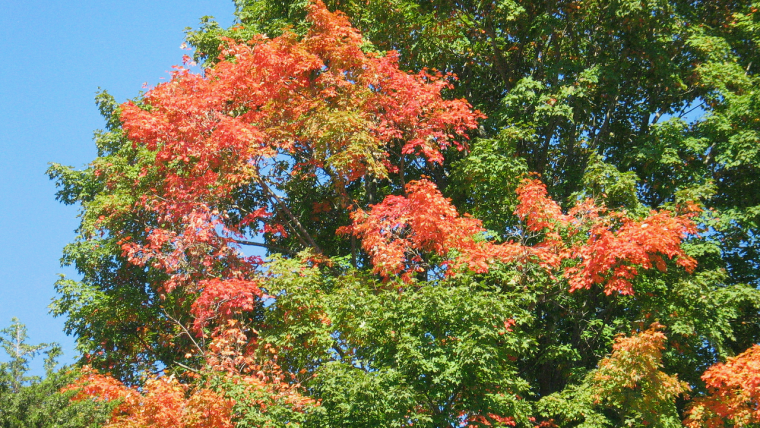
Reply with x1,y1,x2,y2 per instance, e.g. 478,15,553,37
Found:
50,0,760,426
0,319,113,428
193,0,760,289
0,318,57,394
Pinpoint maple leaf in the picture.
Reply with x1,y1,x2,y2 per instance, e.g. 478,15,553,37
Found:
191,278,265,333
342,179,499,281
516,178,698,295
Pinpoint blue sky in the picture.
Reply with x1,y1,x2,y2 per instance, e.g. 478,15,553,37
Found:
0,0,235,375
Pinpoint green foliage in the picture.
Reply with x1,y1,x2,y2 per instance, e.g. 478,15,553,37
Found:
0,318,55,394
48,91,198,384
0,368,114,428
257,256,533,426
0,319,113,428
209,373,316,428
452,133,529,234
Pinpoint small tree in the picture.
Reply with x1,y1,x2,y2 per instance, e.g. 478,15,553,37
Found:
0,319,112,428
0,318,59,394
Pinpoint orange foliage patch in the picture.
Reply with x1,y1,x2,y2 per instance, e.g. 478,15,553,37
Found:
340,179,505,281
119,0,480,207
67,368,234,428
346,178,697,295
685,345,760,427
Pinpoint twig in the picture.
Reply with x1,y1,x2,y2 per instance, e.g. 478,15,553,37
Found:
232,238,295,255
162,309,205,357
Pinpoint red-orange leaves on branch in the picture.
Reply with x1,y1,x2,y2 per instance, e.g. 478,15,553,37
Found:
68,368,234,428
514,178,572,232
120,0,480,204
465,413,516,427
191,279,265,333
511,179,577,271
121,206,255,296
346,178,697,293
685,345,760,427
341,179,503,281
564,206,698,296
517,178,698,295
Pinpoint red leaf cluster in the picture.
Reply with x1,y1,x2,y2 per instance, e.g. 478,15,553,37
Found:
341,179,502,281
121,207,253,295
564,207,698,295
120,0,480,204
515,178,698,295
685,345,760,427
465,413,517,427
191,279,265,332
346,178,697,295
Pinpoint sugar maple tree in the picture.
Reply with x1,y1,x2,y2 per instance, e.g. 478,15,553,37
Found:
49,0,760,426
113,0,480,340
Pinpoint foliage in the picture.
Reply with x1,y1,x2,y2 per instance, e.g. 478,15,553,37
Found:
345,177,697,295
201,0,760,287
67,368,235,428
538,325,689,427
0,319,113,428
49,0,760,426
0,318,58,394
685,344,760,427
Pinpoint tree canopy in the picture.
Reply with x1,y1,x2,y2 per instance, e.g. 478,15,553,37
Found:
47,0,760,426
0,319,113,428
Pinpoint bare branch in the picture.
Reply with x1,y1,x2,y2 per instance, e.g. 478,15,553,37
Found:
255,175,322,253
161,309,205,357
232,239,296,256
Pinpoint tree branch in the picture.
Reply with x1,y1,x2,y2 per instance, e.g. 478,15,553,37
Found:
256,175,322,254
232,239,296,256
161,309,205,357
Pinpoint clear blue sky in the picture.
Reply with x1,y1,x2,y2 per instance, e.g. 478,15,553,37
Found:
0,0,235,375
